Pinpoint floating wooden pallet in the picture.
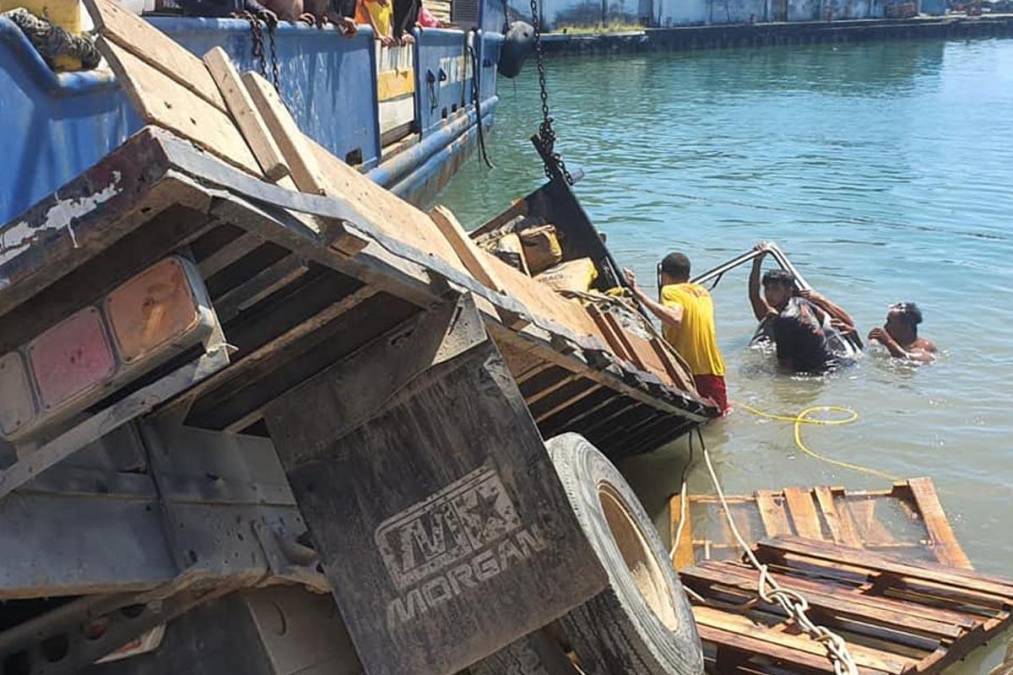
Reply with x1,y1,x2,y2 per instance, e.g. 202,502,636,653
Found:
681,536,1013,674
669,478,971,571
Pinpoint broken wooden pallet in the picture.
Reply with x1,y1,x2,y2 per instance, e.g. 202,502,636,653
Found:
680,536,1013,674
669,478,971,571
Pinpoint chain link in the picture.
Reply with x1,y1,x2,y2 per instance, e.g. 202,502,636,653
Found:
242,11,282,94
267,19,281,94
528,0,573,184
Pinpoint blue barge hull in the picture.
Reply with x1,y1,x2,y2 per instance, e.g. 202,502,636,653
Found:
0,10,504,225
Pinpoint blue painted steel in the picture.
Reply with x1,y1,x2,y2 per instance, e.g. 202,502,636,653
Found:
0,17,142,226
478,31,503,103
415,28,474,135
387,102,496,206
149,18,383,169
0,13,500,224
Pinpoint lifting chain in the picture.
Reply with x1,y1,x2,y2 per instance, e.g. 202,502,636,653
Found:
528,0,573,185
242,11,282,94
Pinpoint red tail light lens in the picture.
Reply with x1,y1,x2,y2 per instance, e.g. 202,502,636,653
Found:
28,307,116,411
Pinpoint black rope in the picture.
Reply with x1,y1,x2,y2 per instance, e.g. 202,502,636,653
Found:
466,37,494,170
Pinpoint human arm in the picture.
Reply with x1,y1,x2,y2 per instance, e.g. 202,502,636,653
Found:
868,328,936,362
749,243,775,322
798,289,855,334
623,269,684,330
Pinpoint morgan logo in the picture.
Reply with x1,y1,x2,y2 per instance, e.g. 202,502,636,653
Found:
375,466,522,589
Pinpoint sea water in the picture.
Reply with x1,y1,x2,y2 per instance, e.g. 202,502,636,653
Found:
437,36,1013,671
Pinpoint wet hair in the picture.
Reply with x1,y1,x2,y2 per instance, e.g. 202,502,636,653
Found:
773,311,831,373
762,268,795,289
660,252,691,281
890,302,923,327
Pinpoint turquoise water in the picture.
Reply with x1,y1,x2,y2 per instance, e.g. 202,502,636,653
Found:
437,38,1013,670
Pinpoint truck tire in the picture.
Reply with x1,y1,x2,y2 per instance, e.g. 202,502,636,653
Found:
469,628,576,675
546,433,703,675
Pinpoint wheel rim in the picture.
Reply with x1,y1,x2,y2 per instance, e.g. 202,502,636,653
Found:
597,481,680,631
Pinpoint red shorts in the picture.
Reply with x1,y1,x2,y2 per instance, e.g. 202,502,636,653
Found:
693,374,729,415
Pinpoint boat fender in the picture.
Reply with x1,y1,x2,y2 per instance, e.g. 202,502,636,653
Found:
498,20,534,79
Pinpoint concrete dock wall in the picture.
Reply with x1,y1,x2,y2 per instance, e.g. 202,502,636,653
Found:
535,14,1013,53
509,0,986,28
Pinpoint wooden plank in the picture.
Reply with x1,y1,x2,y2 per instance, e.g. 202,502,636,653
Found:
97,39,261,177
203,48,289,182
670,493,696,571
756,490,792,537
84,0,226,112
587,306,634,364
697,623,860,674
845,496,897,546
650,336,694,391
599,310,646,370
213,255,309,322
759,537,1013,601
783,487,824,541
533,381,602,424
242,72,327,196
906,477,973,570
428,205,530,331
198,231,264,279
429,205,506,294
693,605,914,673
815,486,863,549
683,563,964,640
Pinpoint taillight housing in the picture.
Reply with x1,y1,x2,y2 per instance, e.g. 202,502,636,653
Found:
0,257,218,443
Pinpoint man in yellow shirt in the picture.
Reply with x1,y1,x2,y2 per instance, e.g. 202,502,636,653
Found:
623,252,728,414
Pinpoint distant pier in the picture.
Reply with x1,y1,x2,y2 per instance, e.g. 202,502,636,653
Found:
540,14,1013,53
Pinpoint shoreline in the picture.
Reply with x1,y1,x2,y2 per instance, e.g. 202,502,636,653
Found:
539,14,1013,53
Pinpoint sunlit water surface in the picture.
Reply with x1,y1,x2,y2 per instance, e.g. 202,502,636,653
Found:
436,37,1013,671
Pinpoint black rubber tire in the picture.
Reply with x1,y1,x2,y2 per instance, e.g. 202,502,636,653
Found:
546,433,703,675
469,628,577,675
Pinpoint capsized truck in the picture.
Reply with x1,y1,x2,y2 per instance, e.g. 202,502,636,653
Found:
0,6,715,670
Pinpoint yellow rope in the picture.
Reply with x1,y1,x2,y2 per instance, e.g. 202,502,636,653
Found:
736,402,899,482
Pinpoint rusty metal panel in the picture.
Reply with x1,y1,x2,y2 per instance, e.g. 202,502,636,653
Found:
265,296,608,675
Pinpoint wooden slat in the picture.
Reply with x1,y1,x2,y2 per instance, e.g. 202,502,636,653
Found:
533,382,602,424
198,231,264,279
670,493,696,571
599,310,646,370
97,39,261,177
697,624,849,674
784,487,824,540
906,478,973,570
587,306,634,364
214,255,309,322
759,537,1013,601
846,496,897,546
428,205,530,331
85,0,226,112
693,605,914,674
242,72,327,196
429,205,506,293
203,47,289,181
683,563,964,640
756,490,791,537
650,336,694,391
814,486,863,548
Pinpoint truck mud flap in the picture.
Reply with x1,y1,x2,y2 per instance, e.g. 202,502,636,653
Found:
264,295,608,675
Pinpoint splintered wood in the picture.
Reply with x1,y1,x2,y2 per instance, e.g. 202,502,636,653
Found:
681,536,1013,674
669,478,972,570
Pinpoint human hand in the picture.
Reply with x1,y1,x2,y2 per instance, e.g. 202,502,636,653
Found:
258,8,278,24
379,34,396,45
830,318,854,334
622,268,638,289
868,327,890,344
338,16,357,33
400,33,415,44
798,288,825,303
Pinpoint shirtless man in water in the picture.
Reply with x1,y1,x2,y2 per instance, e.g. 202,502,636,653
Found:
868,302,937,363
